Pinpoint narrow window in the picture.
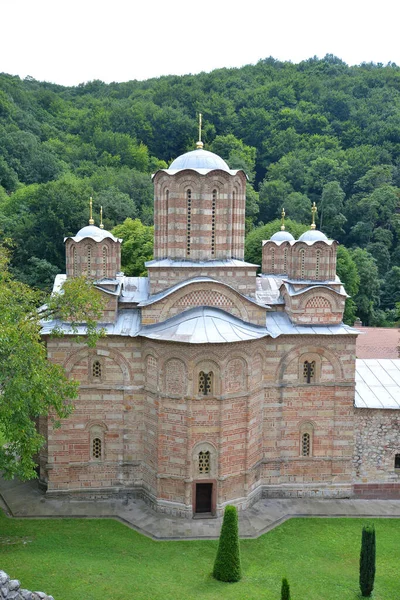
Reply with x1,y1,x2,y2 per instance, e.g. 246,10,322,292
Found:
316,250,321,280
303,360,315,384
102,247,107,278
187,189,192,257
211,189,216,256
300,249,305,279
199,450,210,474
92,437,102,460
199,371,213,395
395,454,400,469
73,246,78,277
271,248,275,273
283,248,288,274
93,360,102,379
302,432,310,457
87,246,92,276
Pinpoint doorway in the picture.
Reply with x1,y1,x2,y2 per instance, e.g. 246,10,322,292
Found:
195,482,213,514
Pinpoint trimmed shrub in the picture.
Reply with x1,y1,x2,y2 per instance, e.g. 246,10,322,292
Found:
213,505,242,582
281,577,291,600
359,524,376,597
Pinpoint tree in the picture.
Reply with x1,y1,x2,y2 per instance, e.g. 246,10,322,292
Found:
111,218,154,276
359,524,376,597
213,505,242,582
336,245,360,325
281,577,291,600
350,248,380,325
319,181,346,239
0,245,105,480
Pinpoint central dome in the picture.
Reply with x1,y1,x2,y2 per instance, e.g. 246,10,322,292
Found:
168,149,230,172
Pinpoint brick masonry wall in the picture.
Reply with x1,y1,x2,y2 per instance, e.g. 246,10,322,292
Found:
141,280,266,325
147,265,258,297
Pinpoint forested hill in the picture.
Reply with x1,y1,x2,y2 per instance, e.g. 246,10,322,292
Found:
1,55,400,326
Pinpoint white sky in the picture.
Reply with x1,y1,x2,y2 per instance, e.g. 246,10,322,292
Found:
2,0,400,86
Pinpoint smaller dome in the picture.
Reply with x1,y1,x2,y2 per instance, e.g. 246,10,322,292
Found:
67,225,121,243
169,149,230,172
270,231,295,242
298,229,328,243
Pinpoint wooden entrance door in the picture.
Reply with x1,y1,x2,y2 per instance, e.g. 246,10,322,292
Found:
195,483,213,513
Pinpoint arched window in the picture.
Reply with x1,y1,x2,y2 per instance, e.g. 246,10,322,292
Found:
299,248,305,279
187,189,192,257
87,246,92,276
92,437,102,460
395,454,400,469
301,432,310,456
303,360,315,383
315,250,321,280
199,450,210,474
92,360,102,379
199,371,213,395
102,246,107,278
211,189,217,256
283,248,288,274
270,248,275,273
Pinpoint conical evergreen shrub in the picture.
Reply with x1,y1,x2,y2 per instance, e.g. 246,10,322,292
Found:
213,505,242,582
359,524,376,597
281,577,291,600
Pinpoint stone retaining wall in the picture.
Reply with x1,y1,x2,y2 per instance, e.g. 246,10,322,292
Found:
0,571,54,600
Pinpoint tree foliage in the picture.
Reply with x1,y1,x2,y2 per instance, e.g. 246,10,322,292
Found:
213,505,242,583
0,246,105,479
281,577,291,600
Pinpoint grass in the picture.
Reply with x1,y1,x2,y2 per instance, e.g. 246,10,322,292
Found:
1,511,400,599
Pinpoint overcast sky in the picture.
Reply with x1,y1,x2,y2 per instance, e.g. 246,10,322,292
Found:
2,0,400,86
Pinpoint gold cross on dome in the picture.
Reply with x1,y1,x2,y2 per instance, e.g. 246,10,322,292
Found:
89,197,94,225
311,202,317,230
196,113,204,149
281,207,286,231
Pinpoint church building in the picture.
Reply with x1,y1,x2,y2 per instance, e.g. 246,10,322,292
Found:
40,136,400,516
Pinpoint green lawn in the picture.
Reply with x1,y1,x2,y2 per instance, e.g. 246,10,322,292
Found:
1,511,399,599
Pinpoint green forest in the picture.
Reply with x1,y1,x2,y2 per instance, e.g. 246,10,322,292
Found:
1,54,400,326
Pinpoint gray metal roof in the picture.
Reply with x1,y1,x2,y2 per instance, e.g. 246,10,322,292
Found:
169,149,231,172
281,281,348,298
266,311,358,338
355,359,400,409
256,275,284,305
120,277,150,303
139,276,267,308
298,229,329,243
65,225,122,243
269,231,295,242
140,307,270,344
41,309,141,337
145,258,258,268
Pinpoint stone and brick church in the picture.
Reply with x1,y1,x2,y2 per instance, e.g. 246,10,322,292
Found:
40,139,400,516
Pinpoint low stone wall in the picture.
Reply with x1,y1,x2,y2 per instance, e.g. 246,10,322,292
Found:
0,571,54,600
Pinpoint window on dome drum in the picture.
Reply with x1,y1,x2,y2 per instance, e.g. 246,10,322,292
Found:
211,189,216,256
199,371,213,395
92,437,102,460
165,190,169,249
186,189,192,256
300,249,305,279
301,432,310,457
87,246,92,275
283,248,288,273
199,450,210,474
270,248,275,273
92,360,102,379
395,454,400,469
102,247,107,278
316,250,321,280
73,247,78,277
303,360,315,383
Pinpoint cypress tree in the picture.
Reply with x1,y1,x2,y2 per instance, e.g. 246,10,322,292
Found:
213,505,242,582
281,577,291,600
359,524,376,597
